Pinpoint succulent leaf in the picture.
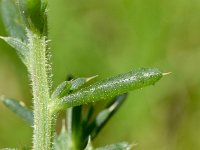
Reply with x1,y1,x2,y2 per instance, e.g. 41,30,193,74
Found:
0,97,33,125
55,68,163,111
17,0,47,34
70,75,98,91
84,138,94,150
54,121,69,150
51,81,72,99
0,36,29,64
0,0,26,40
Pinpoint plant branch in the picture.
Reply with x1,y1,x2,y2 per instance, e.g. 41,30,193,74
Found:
27,30,54,150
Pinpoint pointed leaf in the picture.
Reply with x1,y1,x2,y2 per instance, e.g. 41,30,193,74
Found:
83,94,127,140
96,94,127,126
95,109,110,126
70,75,98,92
54,121,69,150
95,142,132,150
0,96,33,125
51,81,72,99
17,0,47,34
84,137,94,150
1,0,26,40
0,36,29,63
55,68,163,111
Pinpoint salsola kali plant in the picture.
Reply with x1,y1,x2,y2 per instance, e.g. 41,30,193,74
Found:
0,0,167,150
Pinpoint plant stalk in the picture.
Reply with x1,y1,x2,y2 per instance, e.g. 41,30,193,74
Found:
28,31,54,150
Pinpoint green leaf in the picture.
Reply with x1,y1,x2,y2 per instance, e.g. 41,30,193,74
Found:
0,0,26,40
0,96,33,125
70,75,98,91
55,68,163,111
51,81,72,99
84,138,94,150
17,0,47,34
54,121,69,150
0,36,29,64
95,94,127,126
51,75,97,99
95,142,132,150
95,109,110,127
83,94,127,140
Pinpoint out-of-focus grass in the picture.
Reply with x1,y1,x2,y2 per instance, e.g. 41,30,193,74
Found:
0,0,200,149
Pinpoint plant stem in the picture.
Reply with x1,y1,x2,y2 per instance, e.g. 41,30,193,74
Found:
28,31,53,150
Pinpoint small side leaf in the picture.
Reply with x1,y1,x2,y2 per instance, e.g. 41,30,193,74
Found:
1,0,26,40
0,96,33,125
17,0,47,34
95,109,110,127
86,94,127,139
51,75,97,99
84,137,94,150
96,94,127,126
95,142,132,150
0,36,29,63
70,75,98,91
51,81,72,99
54,121,69,150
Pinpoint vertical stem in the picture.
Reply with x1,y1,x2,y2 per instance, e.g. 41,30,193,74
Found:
28,31,54,150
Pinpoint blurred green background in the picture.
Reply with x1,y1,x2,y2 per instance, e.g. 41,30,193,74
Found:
0,0,200,149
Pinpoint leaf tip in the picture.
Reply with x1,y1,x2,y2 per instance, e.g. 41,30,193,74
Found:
162,72,172,76
86,75,99,82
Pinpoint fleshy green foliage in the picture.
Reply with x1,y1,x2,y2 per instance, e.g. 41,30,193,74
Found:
0,0,164,149
0,36,29,64
1,0,26,40
0,97,33,125
55,68,162,111
17,0,48,34
51,75,98,99
54,122,69,150
91,94,128,139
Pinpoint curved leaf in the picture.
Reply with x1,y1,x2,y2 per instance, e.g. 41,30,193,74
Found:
54,122,69,150
90,94,127,139
70,75,98,91
54,68,163,112
17,0,47,34
0,36,29,64
51,81,72,99
0,97,33,125
1,0,26,40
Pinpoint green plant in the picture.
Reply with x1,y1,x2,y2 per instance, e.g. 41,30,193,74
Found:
0,0,166,150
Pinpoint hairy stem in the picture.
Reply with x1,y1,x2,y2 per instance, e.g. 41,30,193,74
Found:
27,31,54,150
